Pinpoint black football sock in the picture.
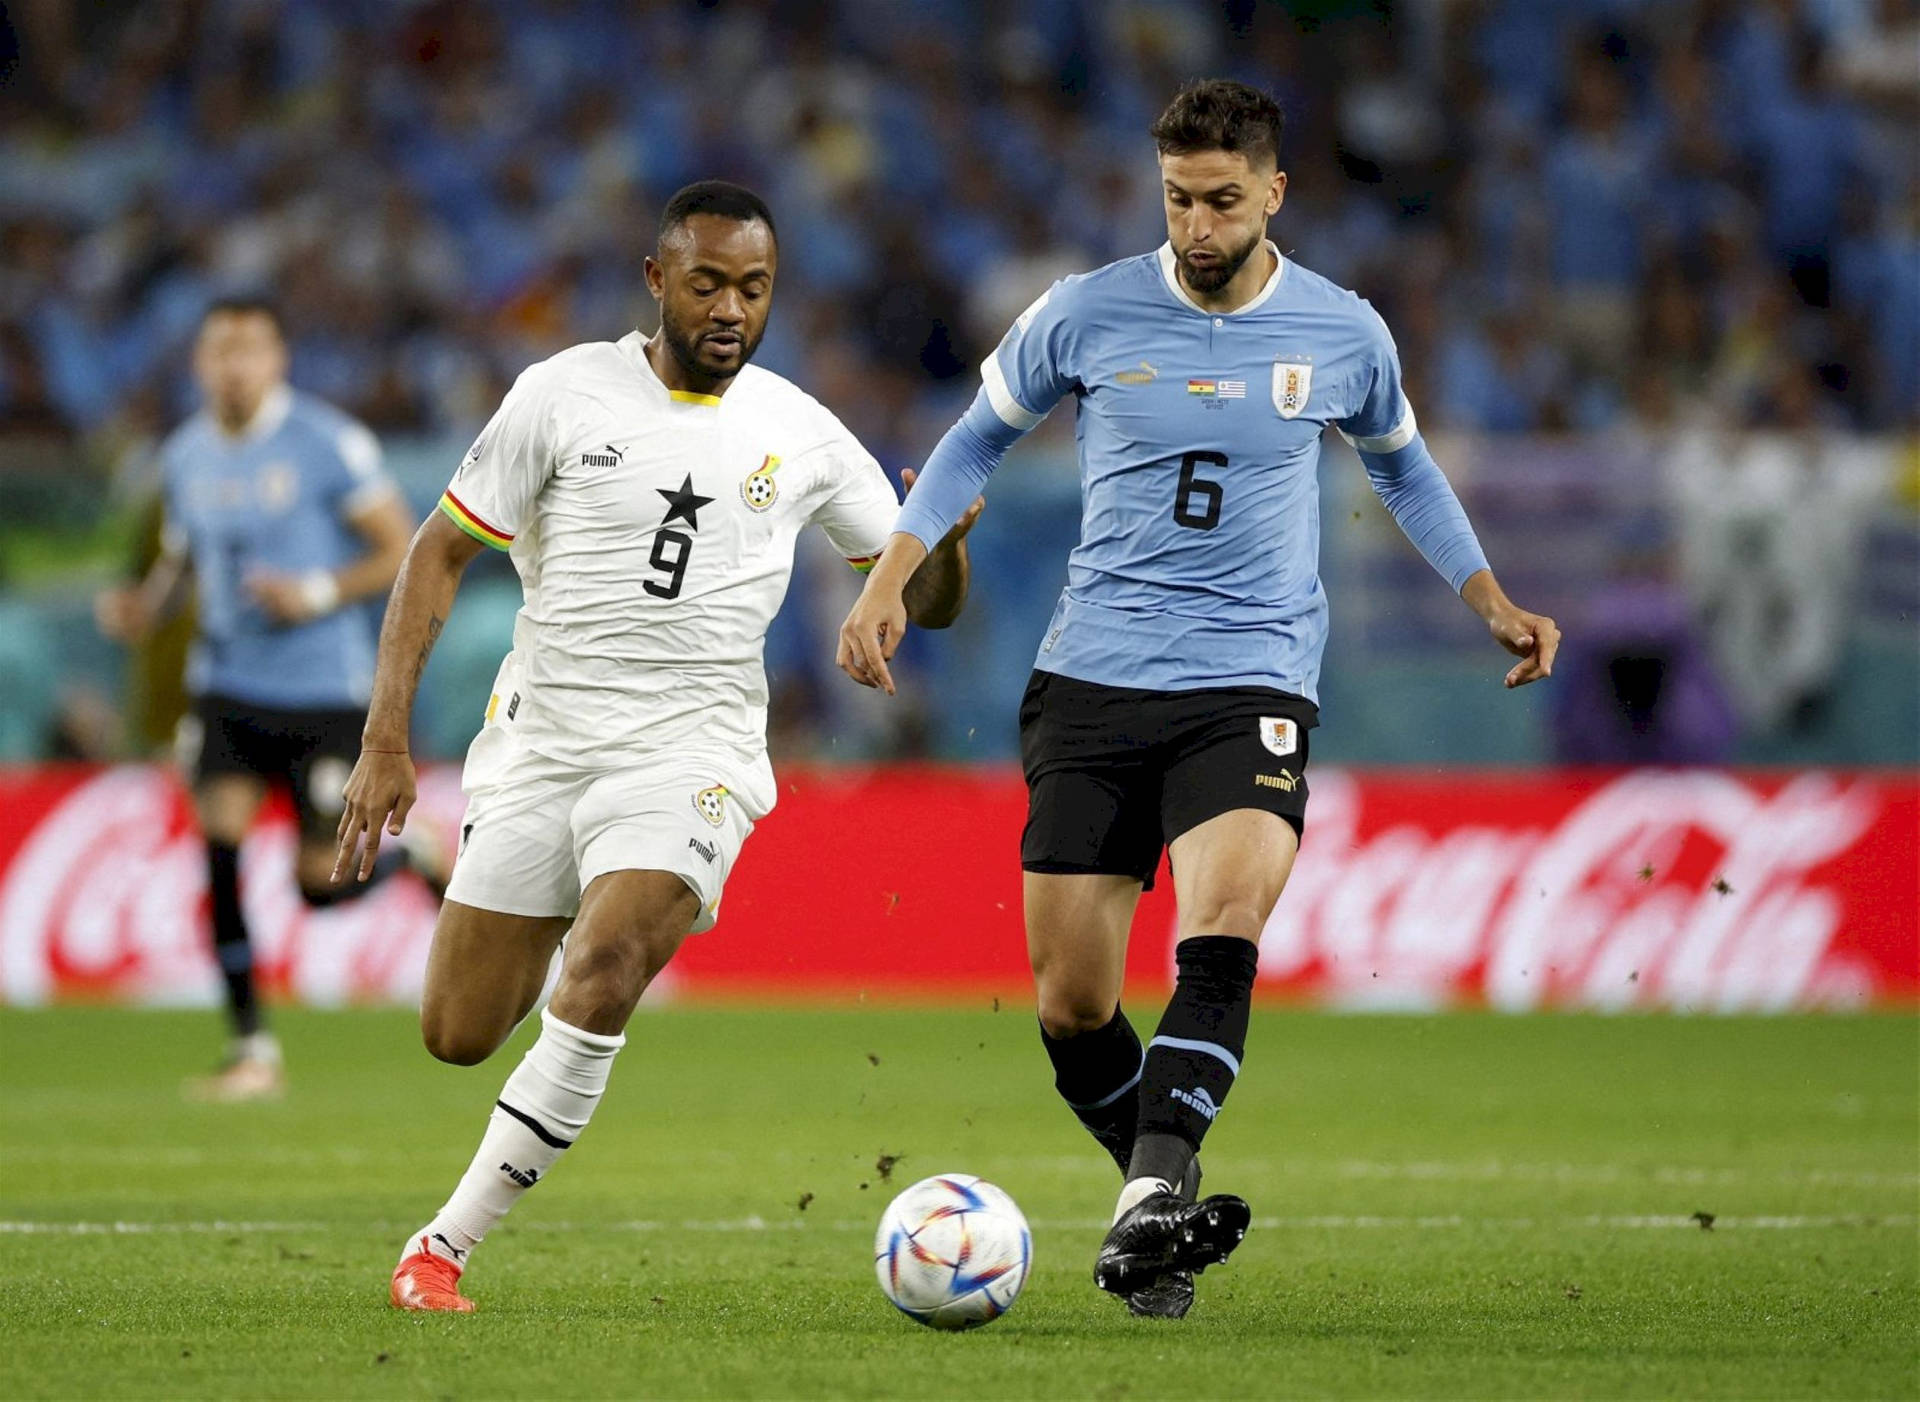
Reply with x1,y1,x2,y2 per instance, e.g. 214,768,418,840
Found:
1039,1007,1144,1174
206,841,262,1038
1128,936,1259,1190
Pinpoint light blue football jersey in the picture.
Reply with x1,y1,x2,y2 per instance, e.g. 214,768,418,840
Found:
894,242,1488,702
160,385,393,709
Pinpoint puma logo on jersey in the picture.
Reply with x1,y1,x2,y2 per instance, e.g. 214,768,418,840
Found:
687,836,718,864
1255,772,1297,792
1116,360,1158,385
581,444,626,468
693,784,729,826
742,454,781,511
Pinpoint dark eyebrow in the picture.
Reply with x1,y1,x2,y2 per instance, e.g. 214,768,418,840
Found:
686,262,772,281
1164,181,1244,199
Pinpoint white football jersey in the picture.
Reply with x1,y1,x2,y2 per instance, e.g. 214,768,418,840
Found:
437,331,898,771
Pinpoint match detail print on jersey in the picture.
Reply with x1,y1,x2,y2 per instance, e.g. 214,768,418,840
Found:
439,489,513,550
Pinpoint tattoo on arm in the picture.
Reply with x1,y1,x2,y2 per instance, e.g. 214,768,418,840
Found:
411,614,444,687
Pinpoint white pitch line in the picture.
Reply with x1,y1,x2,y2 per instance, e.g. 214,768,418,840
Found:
6,1149,1913,1190
4,1214,1912,1237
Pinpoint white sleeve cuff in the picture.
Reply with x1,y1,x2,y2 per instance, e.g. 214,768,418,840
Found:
980,354,1044,432
1339,400,1419,454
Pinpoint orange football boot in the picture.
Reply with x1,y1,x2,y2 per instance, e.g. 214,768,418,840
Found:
390,1236,475,1312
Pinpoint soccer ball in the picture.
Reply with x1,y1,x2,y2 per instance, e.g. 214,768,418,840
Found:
873,1173,1031,1330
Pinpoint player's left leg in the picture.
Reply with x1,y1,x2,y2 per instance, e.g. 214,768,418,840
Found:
394,761,759,1312
1095,810,1297,1296
1096,687,1314,1299
394,869,696,1312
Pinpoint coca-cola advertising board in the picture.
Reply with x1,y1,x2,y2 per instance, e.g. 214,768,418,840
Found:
0,765,1912,1011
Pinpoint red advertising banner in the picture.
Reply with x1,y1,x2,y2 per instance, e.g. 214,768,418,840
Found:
0,765,1912,1010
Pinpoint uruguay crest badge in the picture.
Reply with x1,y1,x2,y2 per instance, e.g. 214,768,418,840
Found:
1272,359,1313,419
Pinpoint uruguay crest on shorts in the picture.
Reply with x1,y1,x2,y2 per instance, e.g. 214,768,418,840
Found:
1259,715,1298,757
1272,359,1313,419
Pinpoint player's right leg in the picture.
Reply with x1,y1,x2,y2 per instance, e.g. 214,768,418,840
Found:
181,697,277,1101
1018,671,1162,1175
417,901,573,1067
1026,871,1143,1169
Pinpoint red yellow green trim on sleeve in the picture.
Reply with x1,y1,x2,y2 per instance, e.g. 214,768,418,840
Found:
845,554,879,574
438,490,513,550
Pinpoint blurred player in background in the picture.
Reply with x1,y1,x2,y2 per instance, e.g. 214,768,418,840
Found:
331,181,980,1314
841,80,1560,1317
95,297,418,1101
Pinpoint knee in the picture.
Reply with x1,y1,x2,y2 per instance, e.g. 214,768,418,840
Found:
1035,987,1117,1040
1179,894,1274,940
555,924,676,1022
420,1009,502,1067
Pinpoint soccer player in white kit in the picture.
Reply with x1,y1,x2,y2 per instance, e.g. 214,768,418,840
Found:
330,182,979,1313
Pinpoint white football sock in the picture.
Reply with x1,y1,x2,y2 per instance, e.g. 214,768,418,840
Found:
1114,1175,1173,1223
235,1031,281,1065
405,1008,625,1268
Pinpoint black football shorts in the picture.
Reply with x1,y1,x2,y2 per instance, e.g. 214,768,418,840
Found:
1017,669,1317,890
183,693,366,839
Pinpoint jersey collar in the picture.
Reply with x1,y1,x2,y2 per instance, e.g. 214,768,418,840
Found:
620,329,726,407
217,383,293,444
1155,240,1287,317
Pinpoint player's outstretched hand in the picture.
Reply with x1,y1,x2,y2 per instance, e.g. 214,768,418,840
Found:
1489,605,1560,688
332,748,417,883
838,579,908,694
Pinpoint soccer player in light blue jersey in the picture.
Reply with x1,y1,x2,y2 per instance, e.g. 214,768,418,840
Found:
97,298,417,1100
840,80,1560,1318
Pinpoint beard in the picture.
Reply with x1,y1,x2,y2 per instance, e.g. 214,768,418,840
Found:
660,305,762,383
1177,228,1263,295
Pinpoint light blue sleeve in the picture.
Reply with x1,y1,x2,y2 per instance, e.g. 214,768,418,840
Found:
892,281,1077,551
891,391,1024,551
157,431,191,557
1339,307,1489,593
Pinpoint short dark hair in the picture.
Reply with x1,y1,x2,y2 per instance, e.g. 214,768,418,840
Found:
659,180,778,247
1150,80,1284,168
202,294,285,336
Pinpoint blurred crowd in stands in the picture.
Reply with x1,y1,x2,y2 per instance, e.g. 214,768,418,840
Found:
1,0,1915,766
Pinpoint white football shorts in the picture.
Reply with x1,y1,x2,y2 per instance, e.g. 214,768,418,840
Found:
443,719,772,934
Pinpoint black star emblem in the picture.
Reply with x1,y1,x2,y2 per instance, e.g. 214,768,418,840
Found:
655,474,713,530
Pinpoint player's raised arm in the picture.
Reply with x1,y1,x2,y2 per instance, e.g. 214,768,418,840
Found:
838,284,1073,692
1338,312,1559,689
897,466,983,629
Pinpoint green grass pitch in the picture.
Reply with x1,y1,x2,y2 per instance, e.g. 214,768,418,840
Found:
1,1004,1914,1399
